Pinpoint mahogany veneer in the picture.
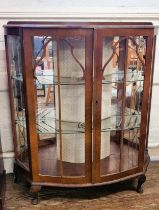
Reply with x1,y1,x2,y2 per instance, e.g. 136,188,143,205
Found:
4,21,156,204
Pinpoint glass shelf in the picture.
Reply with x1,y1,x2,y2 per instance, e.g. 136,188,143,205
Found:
15,107,141,134
16,116,140,134
37,75,85,86
102,69,144,84
15,118,85,134
101,117,141,132
11,69,144,85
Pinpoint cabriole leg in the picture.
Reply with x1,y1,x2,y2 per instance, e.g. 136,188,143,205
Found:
136,174,146,193
30,185,41,205
13,163,21,183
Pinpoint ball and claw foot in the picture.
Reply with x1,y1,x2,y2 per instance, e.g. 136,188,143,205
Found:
14,175,18,183
30,185,41,205
14,172,21,183
136,174,146,194
31,193,39,205
13,164,21,184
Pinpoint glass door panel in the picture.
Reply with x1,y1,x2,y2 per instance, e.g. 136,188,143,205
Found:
99,34,146,176
32,32,90,178
100,36,124,175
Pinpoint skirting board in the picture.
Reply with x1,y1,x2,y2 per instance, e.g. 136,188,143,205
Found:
2,152,14,174
150,156,159,161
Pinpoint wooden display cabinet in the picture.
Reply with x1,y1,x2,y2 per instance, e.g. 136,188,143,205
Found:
4,21,156,204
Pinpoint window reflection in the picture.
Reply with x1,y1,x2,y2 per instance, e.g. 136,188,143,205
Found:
100,36,146,175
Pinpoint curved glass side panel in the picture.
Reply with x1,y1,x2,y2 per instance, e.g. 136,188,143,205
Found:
122,36,146,171
7,36,29,170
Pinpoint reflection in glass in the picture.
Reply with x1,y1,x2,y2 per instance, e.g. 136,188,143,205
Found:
33,37,58,176
122,36,145,171
57,37,85,176
100,36,146,175
8,36,29,169
33,36,85,177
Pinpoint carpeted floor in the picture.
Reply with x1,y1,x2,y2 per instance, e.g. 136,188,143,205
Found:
5,161,159,210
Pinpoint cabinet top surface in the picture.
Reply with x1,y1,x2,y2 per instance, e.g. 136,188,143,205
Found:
4,21,155,29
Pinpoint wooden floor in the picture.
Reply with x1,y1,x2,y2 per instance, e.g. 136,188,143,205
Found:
5,161,159,210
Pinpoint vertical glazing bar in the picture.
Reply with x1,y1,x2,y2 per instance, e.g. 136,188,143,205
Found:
120,38,128,172
92,30,102,182
23,30,39,180
116,37,124,140
85,30,93,182
57,38,63,177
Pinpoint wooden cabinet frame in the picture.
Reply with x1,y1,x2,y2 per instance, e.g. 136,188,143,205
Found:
4,22,156,204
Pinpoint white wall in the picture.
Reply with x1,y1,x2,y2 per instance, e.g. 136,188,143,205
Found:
0,0,159,11
0,0,159,172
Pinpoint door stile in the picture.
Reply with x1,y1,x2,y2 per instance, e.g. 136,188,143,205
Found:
145,35,156,150
56,37,64,177
23,29,40,181
138,32,154,169
92,29,103,183
85,30,93,183
119,37,128,172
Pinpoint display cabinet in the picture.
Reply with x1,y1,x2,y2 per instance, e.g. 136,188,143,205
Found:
4,22,156,204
